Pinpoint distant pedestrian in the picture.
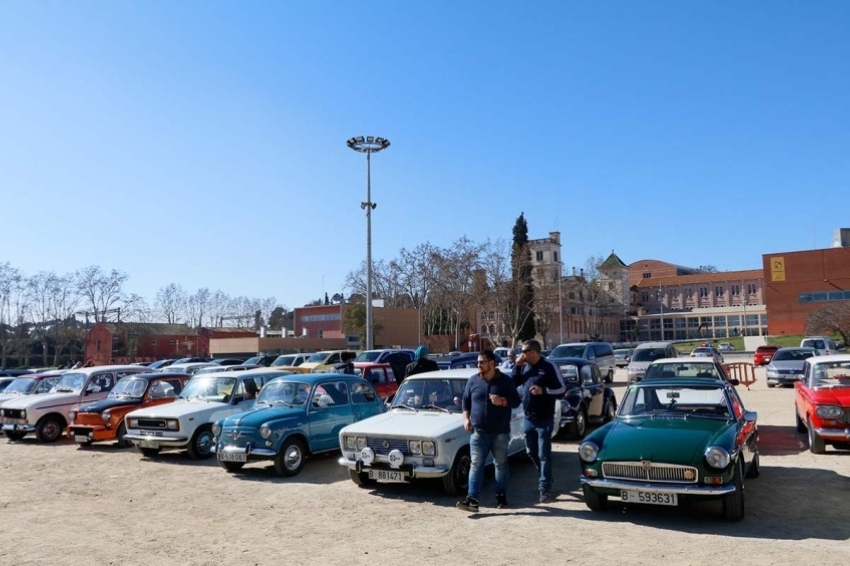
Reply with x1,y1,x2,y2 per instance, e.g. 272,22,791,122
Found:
405,346,440,377
500,350,517,372
333,351,356,375
512,339,566,503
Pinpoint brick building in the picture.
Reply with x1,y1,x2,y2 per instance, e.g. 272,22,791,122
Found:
293,304,420,349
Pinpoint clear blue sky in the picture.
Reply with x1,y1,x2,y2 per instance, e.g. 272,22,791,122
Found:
2,2,849,310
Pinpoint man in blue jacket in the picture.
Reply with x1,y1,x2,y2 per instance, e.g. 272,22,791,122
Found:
513,339,566,503
456,349,522,512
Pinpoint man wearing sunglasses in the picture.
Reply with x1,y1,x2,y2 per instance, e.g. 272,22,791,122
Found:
513,339,565,503
456,349,521,513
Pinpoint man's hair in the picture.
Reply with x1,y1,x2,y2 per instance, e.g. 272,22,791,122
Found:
341,351,356,362
523,339,542,353
478,349,496,362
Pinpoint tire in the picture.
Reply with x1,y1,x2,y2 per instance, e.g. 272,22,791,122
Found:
582,484,608,511
808,417,826,454
569,408,588,440
36,416,64,443
795,410,806,433
116,423,132,448
604,399,617,423
139,447,161,458
721,459,745,522
274,437,306,477
745,452,760,479
605,370,614,384
442,446,471,495
187,425,215,460
349,468,375,487
4,431,26,441
766,382,775,388
219,460,245,473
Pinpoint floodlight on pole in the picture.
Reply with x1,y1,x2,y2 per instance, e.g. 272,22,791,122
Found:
347,135,391,350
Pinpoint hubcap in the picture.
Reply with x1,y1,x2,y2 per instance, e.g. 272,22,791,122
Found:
197,432,213,454
43,421,60,440
285,446,302,469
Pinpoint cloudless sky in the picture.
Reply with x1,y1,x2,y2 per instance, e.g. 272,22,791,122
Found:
2,2,849,310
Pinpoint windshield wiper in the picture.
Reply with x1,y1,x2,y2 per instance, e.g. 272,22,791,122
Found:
394,403,418,412
54,388,74,393
421,404,449,413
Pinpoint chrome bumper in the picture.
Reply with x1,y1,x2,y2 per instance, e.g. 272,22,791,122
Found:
2,423,35,433
212,443,275,457
338,456,450,479
123,432,190,447
580,477,735,496
815,427,850,441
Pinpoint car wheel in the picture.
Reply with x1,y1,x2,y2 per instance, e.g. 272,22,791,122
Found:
36,416,64,443
795,410,807,433
442,446,471,495
274,437,306,477
721,459,745,522
349,468,375,487
605,370,614,384
116,423,133,448
582,484,607,511
187,425,215,460
139,447,161,458
745,452,760,479
604,399,617,423
219,460,245,473
569,408,588,440
808,417,826,454
766,382,775,388
4,431,26,441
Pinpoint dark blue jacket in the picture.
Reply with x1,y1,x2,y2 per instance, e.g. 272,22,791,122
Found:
461,370,521,434
512,358,566,422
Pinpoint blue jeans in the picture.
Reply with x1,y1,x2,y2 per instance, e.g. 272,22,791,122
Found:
467,431,510,502
523,418,554,494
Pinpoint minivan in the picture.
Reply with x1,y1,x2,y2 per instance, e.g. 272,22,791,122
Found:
549,342,616,383
626,341,680,383
800,336,837,355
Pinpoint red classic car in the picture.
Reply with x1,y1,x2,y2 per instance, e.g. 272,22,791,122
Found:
753,345,779,366
352,362,400,400
794,354,850,453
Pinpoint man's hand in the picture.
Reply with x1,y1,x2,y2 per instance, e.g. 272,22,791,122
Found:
489,394,505,406
463,415,472,432
530,385,543,395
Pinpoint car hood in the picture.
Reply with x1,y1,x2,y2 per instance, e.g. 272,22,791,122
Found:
1,391,81,410
341,409,462,438
78,397,144,414
221,405,304,428
127,398,230,419
811,387,850,407
0,392,27,404
768,361,805,371
597,418,732,464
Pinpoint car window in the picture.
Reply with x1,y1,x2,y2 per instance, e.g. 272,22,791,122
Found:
91,372,114,391
633,348,667,362
149,380,177,399
327,354,341,365
312,381,349,407
351,382,377,403
37,378,59,393
580,365,598,384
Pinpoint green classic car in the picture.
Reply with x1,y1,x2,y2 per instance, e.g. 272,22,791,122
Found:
578,378,759,521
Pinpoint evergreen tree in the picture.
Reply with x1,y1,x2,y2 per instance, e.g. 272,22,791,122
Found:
511,213,536,342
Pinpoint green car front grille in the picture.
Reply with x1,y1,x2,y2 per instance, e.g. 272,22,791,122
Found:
602,461,699,483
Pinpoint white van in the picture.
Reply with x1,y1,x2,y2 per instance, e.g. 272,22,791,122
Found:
800,336,837,355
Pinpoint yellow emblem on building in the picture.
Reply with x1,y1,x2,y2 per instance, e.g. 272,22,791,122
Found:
770,256,785,281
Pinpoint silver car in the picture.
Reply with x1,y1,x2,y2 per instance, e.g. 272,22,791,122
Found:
766,347,818,387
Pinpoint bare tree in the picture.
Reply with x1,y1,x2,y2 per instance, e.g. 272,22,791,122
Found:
0,263,22,368
155,283,187,324
807,303,850,345
75,266,130,322
208,290,231,327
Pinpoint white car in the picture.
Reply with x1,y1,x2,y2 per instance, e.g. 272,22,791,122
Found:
0,365,147,442
163,362,219,375
122,370,280,459
0,371,64,405
338,368,559,495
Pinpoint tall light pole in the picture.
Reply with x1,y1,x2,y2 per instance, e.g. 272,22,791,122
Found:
557,262,563,344
657,286,664,341
347,135,390,350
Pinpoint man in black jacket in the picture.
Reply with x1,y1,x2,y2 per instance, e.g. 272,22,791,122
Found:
513,339,566,503
332,351,356,374
405,345,439,377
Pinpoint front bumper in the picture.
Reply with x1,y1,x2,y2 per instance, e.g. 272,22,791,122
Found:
815,427,850,441
212,442,276,459
766,375,802,385
123,432,190,448
68,425,114,442
2,423,35,434
580,477,735,496
338,455,450,479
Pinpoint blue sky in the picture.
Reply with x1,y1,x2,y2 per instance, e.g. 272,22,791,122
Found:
2,2,849,310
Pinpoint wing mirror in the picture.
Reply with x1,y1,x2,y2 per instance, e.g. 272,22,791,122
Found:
729,378,740,386
743,410,757,422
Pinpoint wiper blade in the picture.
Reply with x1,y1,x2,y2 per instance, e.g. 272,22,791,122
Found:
394,404,418,412
55,388,74,392
421,404,449,413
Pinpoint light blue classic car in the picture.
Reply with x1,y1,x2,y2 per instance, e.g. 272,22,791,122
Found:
212,373,385,477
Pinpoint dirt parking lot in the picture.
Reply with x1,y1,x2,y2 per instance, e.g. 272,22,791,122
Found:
2,356,849,566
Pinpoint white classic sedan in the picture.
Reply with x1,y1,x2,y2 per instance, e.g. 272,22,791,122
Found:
338,368,559,495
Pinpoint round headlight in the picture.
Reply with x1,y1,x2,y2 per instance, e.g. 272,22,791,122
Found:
409,441,422,455
260,424,272,439
356,436,367,450
422,441,436,456
344,436,356,450
212,422,222,437
704,446,731,469
578,441,599,463
102,411,111,423
816,405,843,419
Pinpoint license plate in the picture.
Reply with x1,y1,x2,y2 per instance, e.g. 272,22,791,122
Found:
621,490,677,506
218,452,247,462
368,469,407,482
4,419,25,425
74,435,90,443
138,439,159,449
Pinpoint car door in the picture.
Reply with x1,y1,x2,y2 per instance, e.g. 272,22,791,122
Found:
308,380,353,451
350,382,382,421
582,365,604,417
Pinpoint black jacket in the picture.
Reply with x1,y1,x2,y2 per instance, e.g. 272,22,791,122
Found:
512,358,566,421
405,357,440,377
333,362,355,375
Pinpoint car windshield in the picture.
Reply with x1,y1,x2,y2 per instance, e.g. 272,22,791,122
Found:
691,348,711,354
108,377,148,398
811,361,850,388
391,378,467,412
355,351,381,362
614,349,631,356
643,362,722,380
555,363,580,383
53,372,87,391
3,377,38,394
632,348,667,362
271,355,297,367
550,345,585,357
256,380,311,406
307,352,329,363
147,360,171,370
773,349,815,362
243,356,264,365
621,384,732,418
179,376,237,401
757,347,778,353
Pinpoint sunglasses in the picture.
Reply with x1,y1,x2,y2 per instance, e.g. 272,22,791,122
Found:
476,360,492,365
521,349,537,354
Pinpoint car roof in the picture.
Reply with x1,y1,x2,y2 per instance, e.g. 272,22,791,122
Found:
267,372,370,385
135,371,192,381
403,368,478,379
62,365,149,374
548,356,593,366
806,354,850,364
756,345,779,350
635,341,674,349
632,377,728,388
650,357,715,365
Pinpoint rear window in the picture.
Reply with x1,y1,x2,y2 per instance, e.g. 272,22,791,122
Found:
756,346,779,353
801,339,826,349
633,348,668,362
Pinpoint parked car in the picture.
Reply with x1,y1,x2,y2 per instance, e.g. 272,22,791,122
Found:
211,358,247,366
753,345,780,366
626,342,680,383
172,356,211,364
147,359,177,370
689,346,724,364
352,362,400,400
300,350,356,374
579,377,759,521
163,362,219,375
549,342,617,384
0,365,148,442
270,353,313,372
717,343,735,352
794,354,850,454
0,369,35,378
354,349,415,364
194,366,231,375
800,336,837,355
549,358,617,439
123,370,281,459
242,354,278,367
0,371,63,405
0,377,15,392
432,352,504,370
67,372,192,447
766,347,818,388
213,373,385,476
641,358,737,385
338,368,559,495
614,348,634,368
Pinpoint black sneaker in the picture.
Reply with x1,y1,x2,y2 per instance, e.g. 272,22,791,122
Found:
456,496,479,512
539,491,553,504
495,493,508,509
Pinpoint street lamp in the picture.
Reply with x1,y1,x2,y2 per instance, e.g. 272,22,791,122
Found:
657,287,664,341
347,135,391,350
557,262,563,344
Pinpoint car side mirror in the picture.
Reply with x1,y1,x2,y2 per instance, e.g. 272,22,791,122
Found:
743,410,757,422
729,379,740,387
